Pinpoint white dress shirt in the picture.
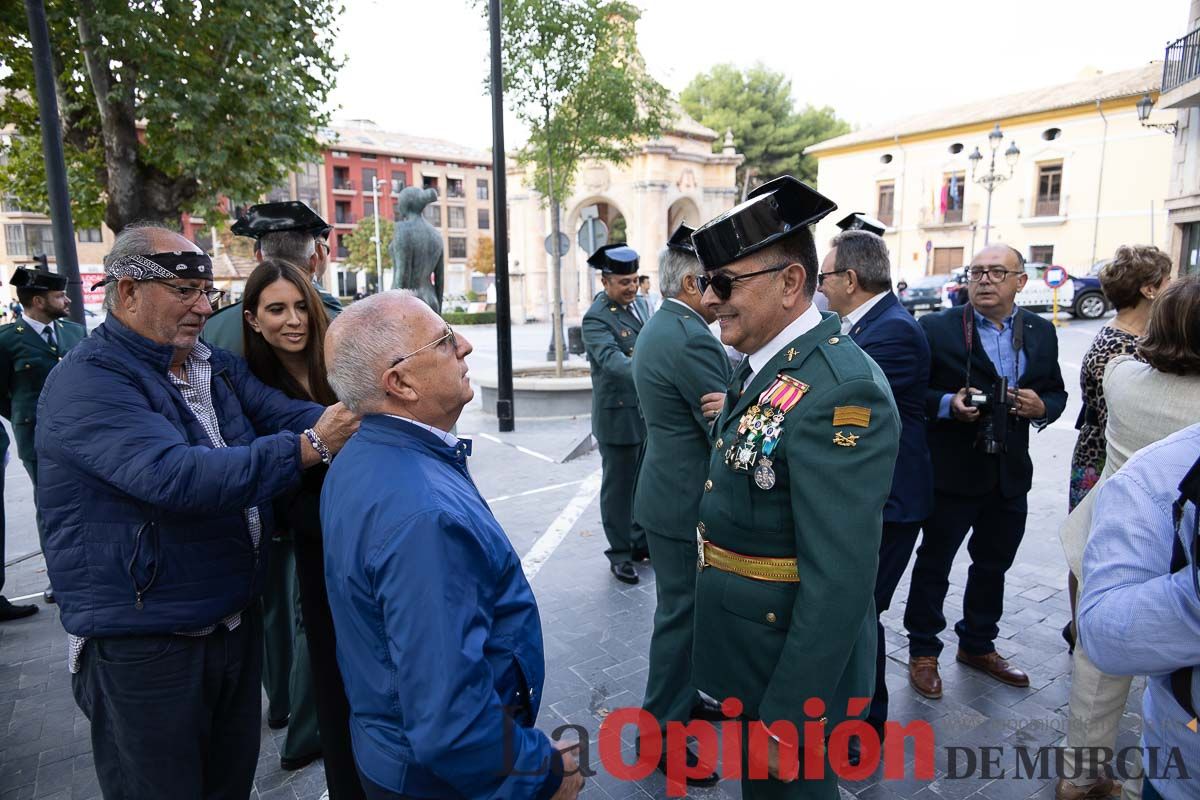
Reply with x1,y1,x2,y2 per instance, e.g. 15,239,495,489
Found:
21,314,51,339
839,291,888,335
743,302,823,387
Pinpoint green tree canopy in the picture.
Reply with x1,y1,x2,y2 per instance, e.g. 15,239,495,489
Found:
680,63,849,192
0,0,342,233
343,216,394,292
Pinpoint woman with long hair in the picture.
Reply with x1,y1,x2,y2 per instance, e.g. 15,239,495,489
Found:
243,259,364,799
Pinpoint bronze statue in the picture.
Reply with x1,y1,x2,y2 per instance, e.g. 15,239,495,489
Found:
390,186,444,312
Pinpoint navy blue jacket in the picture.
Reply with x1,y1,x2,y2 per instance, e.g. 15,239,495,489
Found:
847,292,934,523
36,316,322,637
321,416,561,800
919,305,1067,499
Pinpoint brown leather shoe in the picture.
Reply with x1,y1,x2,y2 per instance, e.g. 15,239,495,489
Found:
909,656,942,699
1055,777,1119,799
956,650,1030,687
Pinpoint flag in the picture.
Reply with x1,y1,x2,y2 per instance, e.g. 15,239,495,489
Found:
940,183,948,215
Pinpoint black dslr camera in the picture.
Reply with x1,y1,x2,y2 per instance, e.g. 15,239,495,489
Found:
965,377,1012,455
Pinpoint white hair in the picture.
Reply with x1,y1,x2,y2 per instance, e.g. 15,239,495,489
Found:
101,222,175,311
658,247,703,298
260,230,316,267
326,290,419,413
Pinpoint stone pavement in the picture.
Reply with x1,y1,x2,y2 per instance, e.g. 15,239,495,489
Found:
0,313,1149,800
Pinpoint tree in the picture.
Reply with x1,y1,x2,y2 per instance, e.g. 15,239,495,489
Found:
343,217,394,293
469,236,495,276
0,0,342,233
680,63,849,192
484,0,671,372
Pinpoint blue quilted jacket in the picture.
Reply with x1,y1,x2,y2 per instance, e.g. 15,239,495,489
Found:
35,315,322,637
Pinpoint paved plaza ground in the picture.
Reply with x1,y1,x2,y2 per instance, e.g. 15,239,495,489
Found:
0,312,1147,800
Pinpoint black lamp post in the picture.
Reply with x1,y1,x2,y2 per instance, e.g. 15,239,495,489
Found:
968,124,1020,245
1136,92,1178,135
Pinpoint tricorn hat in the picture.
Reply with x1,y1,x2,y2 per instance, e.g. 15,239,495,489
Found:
586,244,639,275
666,223,696,255
231,201,332,241
836,212,887,237
10,267,67,293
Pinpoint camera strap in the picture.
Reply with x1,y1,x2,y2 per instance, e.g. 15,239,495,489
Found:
1168,452,1200,720
962,305,1023,392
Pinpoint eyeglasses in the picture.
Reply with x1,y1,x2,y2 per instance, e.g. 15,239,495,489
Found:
697,264,787,301
817,269,850,286
390,325,456,367
967,267,1021,283
153,281,225,306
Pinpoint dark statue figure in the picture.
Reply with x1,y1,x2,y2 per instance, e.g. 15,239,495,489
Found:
390,186,444,312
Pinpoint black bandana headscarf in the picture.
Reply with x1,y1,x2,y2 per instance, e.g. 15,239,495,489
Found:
92,251,214,290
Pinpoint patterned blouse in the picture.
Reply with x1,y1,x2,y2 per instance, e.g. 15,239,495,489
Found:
1068,325,1140,511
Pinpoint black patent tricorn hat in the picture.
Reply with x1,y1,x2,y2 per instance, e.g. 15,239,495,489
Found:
586,244,640,274
836,212,887,237
231,201,332,240
10,267,67,292
691,176,837,270
666,222,696,255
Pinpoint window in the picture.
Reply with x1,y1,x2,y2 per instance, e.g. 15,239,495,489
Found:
331,150,349,158
363,199,375,219
1181,221,1200,275
390,156,406,164
932,247,964,274
448,206,466,229
477,208,490,229
335,201,354,225
447,178,464,198
449,236,467,260
266,182,291,203
422,175,439,191
476,179,489,200
297,163,322,209
5,223,53,257
360,152,376,160
391,173,407,193
362,168,377,191
1036,163,1062,217
77,227,103,243
877,183,895,227
1030,245,1054,264
423,203,441,227
333,167,353,191
942,173,966,223
336,242,349,259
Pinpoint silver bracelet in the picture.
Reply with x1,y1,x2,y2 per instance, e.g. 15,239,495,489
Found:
303,428,332,465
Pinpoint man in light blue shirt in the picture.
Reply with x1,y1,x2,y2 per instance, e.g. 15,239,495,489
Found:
1078,423,1200,800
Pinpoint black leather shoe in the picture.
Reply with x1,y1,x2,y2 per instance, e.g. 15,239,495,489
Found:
611,561,639,584
657,744,719,787
42,587,55,604
268,714,290,730
0,598,38,622
1062,621,1076,654
845,723,884,767
280,750,321,771
689,696,727,722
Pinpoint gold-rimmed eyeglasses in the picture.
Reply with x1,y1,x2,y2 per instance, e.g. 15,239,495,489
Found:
153,280,225,306
390,325,457,367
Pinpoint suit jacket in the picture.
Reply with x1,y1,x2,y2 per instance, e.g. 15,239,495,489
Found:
0,318,86,462
693,312,900,726
582,293,647,446
203,288,343,357
631,299,731,539
920,305,1067,499
847,292,934,524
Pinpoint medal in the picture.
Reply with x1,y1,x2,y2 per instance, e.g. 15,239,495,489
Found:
754,457,776,490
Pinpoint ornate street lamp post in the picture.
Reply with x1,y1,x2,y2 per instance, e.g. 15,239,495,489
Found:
968,124,1020,245
1136,92,1178,135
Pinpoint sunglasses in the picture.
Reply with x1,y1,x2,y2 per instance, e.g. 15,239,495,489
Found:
697,264,788,301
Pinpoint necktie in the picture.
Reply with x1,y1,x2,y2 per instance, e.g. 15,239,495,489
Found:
629,302,642,324
729,357,753,399
44,327,56,349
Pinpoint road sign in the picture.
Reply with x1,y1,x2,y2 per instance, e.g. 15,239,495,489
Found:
544,232,570,257
1044,265,1068,289
925,240,933,253
577,218,608,254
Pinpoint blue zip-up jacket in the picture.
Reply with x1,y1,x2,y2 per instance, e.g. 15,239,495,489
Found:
35,316,322,637
321,415,562,800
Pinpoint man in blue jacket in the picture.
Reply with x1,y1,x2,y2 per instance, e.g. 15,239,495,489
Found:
36,225,358,799
819,222,933,762
321,290,581,800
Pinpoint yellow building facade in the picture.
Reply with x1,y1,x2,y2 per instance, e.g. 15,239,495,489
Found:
807,63,1171,281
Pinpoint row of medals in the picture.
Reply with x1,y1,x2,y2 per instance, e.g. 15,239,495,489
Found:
724,403,784,491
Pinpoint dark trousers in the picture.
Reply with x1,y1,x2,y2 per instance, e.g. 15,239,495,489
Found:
261,537,320,760
642,529,699,729
294,530,366,800
597,442,646,564
71,611,263,800
738,719,839,800
904,488,1028,657
21,458,49,590
0,456,6,596
868,521,922,730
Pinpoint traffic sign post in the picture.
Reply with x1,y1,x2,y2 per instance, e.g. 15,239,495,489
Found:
1044,265,1069,327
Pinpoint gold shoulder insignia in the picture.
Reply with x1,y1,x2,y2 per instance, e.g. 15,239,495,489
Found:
833,406,871,427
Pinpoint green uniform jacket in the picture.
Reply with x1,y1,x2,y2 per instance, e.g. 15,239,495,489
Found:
203,288,343,356
693,312,900,728
582,294,649,446
632,300,731,539
0,318,86,461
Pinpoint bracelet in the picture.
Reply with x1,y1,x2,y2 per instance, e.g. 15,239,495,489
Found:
303,428,332,465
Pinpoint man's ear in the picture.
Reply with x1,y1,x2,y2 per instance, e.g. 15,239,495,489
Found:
382,365,420,403
117,278,140,311
780,262,808,306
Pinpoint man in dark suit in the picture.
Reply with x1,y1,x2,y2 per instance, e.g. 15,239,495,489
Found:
582,244,650,584
903,244,1067,698
631,224,728,785
818,220,933,761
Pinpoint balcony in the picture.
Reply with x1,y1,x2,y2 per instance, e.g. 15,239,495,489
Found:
918,204,976,230
1159,27,1200,109
334,214,357,227
332,178,356,193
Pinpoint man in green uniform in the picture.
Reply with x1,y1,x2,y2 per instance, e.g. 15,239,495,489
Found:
632,224,729,785
0,267,85,605
203,200,341,356
690,176,900,797
582,244,650,584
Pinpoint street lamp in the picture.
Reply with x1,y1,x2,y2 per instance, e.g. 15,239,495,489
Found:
1136,92,1178,135
370,175,388,293
969,123,1020,245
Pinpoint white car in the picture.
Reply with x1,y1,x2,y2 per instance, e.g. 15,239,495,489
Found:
1016,262,1110,320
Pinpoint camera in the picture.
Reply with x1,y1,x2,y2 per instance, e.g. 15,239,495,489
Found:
965,377,1012,455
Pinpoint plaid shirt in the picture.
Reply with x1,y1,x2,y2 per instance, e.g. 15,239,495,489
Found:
69,341,262,672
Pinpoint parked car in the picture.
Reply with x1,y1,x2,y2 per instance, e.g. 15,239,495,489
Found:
1015,262,1110,320
898,274,950,315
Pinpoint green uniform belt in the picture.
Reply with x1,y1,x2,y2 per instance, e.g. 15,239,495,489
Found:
696,528,800,583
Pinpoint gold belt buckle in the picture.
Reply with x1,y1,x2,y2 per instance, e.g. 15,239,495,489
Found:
696,527,707,571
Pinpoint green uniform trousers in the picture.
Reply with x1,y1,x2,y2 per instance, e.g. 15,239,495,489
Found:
261,538,321,760
642,529,700,730
597,442,646,564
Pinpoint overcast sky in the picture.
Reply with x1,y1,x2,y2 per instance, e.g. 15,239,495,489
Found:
328,0,1184,150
